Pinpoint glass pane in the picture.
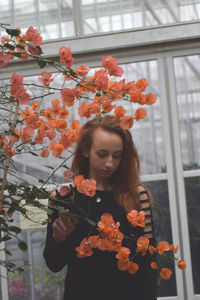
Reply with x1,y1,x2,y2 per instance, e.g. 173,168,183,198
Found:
6,226,65,300
174,55,200,171
145,180,177,297
185,176,200,294
0,0,74,40
81,0,200,35
0,0,11,32
122,61,165,175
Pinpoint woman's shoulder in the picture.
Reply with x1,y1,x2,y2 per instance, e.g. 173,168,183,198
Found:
135,183,154,239
135,183,153,204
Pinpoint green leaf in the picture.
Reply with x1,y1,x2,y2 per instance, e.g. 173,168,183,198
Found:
38,59,47,68
70,215,79,225
18,241,28,251
4,43,15,50
8,226,21,234
4,248,12,256
62,165,70,169
16,44,25,50
6,28,20,37
11,52,22,58
45,165,54,170
29,151,38,156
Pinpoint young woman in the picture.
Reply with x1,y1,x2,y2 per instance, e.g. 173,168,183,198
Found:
43,115,157,300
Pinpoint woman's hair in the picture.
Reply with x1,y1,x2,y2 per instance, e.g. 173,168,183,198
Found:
71,115,141,212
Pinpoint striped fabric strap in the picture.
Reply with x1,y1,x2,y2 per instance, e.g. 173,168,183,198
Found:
137,185,153,238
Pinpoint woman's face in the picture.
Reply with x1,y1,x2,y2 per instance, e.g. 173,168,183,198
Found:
86,127,123,186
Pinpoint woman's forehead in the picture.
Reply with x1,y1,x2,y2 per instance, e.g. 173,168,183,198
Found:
92,128,123,149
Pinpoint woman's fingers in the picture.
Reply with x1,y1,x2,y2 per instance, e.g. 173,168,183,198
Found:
52,208,75,242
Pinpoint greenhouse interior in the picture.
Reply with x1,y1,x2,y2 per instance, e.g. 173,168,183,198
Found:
0,0,200,299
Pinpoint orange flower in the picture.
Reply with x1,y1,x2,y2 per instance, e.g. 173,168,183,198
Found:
78,102,91,118
97,213,116,233
141,93,157,105
9,128,20,143
94,69,108,91
59,46,73,67
133,78,148,93
32,101,40,110
22,26,43,46
56,120,68,130
34,134,44,144
106,81,124,101
114,106,126,118
120,116,134,129
58,109,69,119
127,210,145,228
157,241,170,255
75,64,90,77
20,127,34,144
6,147,16,157
42,108,56,120
77,179,96,197
134,108,147,121
71,120,81,131
90,102,101,115
76,237,94,258
61,88,76,106
177,260,186,270
102,56,124,77
38,71,53,87
51,99,61,114
160,268,172,280
116,247,130,262
74,175,84,187
13,85,30,105
137,236,149,255
149,245,157,255
40,148,49,158
52,143,65,158
150,262,158,269
170,244,178,253
102,100,116,113
129,91,142,103
20,107,34,120
128,262,139,274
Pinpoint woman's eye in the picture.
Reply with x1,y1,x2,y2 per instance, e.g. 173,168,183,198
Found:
113,155,121,159
97,153,106,158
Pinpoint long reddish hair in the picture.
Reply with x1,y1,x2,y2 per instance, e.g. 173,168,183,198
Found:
71,115,141,212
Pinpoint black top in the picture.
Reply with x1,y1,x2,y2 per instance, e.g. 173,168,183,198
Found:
43,187,157,300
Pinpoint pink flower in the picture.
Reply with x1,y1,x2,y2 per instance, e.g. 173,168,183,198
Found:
63,170,74,180
59,185,71,196
0,52,10,68
61,88,76,106
102,56,124,77
38,71,54,87
59,46,73,68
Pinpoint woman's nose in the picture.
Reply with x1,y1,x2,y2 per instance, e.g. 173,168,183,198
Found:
104,156,113,168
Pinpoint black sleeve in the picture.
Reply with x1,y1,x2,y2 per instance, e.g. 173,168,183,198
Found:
43,190,84,273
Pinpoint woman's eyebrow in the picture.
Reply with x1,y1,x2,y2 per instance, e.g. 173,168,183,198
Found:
97,149,122,153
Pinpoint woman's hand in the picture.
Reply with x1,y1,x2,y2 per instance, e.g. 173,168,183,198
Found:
52,209,75,243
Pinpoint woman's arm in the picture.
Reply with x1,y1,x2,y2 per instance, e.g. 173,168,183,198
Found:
43,190,77,273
